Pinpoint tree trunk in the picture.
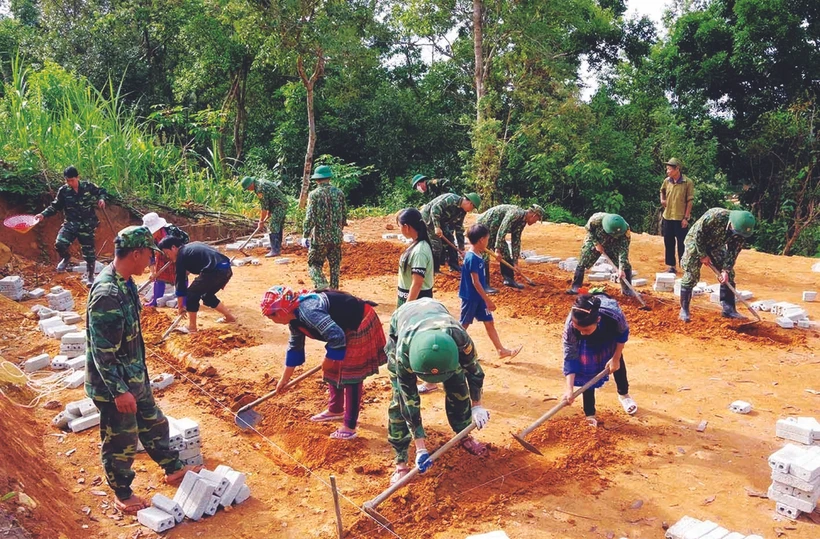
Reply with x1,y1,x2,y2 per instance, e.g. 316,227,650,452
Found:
297,52,325,209
473,0,484,123
233,57,251,160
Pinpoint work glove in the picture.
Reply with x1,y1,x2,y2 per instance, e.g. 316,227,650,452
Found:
471,405,490,430
415,450,433,473
299,238,310,248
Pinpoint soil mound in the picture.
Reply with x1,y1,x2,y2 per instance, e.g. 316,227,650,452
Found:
341,242,405,279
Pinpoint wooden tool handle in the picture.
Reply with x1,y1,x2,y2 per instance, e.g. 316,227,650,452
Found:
705,263,761,321
236,364,323,413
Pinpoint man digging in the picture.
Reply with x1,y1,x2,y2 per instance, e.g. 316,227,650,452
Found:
477,203,545,290
86,226,202,513
421,192,481,273
567,212,633,296
241,175,288,257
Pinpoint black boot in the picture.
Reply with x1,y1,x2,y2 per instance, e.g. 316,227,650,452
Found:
484,262,498,295
679,287,692,322
620,268,634,296
446,242,461,272
566,267,585,294
720,284,746,319
83,258,96,287
500,258,524,289
265,232,282,257
56,247,70,272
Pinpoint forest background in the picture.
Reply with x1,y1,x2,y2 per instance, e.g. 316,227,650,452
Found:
0,0,817,256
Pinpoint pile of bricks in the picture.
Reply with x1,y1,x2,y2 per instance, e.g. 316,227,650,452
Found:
37,316,78,340
767,417,820,520
137,466,251,532
52,397,100,433
46,286,75,311
653,272,675,293
558,258,578,272
60,332,86,357
0,276,24,301
167,416,204,466
665,516,763,539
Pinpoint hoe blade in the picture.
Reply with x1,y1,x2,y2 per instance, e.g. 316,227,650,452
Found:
511,432,543,456
235,409,262,430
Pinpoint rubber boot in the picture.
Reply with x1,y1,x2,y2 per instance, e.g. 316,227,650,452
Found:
83,258,96,287
720,284,746,319
620,268,634,296
566,267,585,294
484,262,498,295
265,232,281,258
500,258,524,289
447,242,461,272
679,287,692,322
56,247,70,272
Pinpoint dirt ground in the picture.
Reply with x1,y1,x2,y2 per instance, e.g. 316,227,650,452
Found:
1,208,819,539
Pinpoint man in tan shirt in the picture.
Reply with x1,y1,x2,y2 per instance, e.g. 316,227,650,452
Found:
659,158,694,273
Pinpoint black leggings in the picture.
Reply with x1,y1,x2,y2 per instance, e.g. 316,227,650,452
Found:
582,359,629,417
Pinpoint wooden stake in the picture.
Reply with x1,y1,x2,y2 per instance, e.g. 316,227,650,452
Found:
330,475,343,538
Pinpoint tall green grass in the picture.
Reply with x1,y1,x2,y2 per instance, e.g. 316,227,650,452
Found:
0,57,254,215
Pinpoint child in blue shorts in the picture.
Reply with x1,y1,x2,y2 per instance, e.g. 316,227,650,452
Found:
459,224,522,359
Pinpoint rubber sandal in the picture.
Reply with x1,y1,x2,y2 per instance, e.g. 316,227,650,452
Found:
460,436,488,456
499,345,523,359
390,467,410,485
417,384,439,394
618,394,638,415
585,416,598,428
215,317,237,324
114,496,147,514
330,429,357,440
310,410,345,422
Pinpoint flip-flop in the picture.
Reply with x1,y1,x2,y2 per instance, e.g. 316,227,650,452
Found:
329,429,357,440
585,416,598,428
114,496,147,514
310,410,345,422
618,394,638,415
215,317,237,324
499,345,523,359
417,384,439,394
389,467,410,485
460,436,488,456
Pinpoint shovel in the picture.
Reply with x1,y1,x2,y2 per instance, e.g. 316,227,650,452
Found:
160,314,186,342
598,253,649,310
512,369,609,455
234,364,323,430
705,262,761,322
137,261,173,295
362,422,477,529
487,249,538,287
230,224,263,263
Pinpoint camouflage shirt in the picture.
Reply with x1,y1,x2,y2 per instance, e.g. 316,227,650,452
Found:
685,208,745,270
85,264,150,403
478,204,527,259
386,298,484,438
256,179,288,214
421,193,467,243
585,212,631,267
41,181,107,229
303,182,347,245
422,178,450,199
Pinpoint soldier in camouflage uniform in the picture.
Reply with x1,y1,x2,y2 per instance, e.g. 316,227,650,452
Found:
567,213,633,296
386,298,490,485
678,208,755,322
421,192,481,273
86,226,199,513
478,204,545,290
411,174,450,198
303,165,347,290
241,175,289,257
34,166,108,286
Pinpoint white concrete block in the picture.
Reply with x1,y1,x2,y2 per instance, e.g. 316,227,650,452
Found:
665,516,702,539
52,410,78,429
59,312,82,325
803,291,817,302
182,454,204,467
632,278,648,287
38,318,64,332
769,444,808,473
203,494,220,516
524,256,550,264
65,355,85,371
66,398,93,416
24,353,51,372
64,370,86,389
798,319,811,329
173,418,200,439
737,290,753,300
249,259,261,266
61,331,86,343
699,527,730,539
150,373,174,391
47,324,76,339
233,483,250,504
182,476,215,521
588,273,608,282
776,417,820,445
37,307,58,320
172,470,200,506
231,258,246,267
381,233,397,239
178,447,201,461
197,469,229,497
343,233,356,243
783,308,809,321
772,302,799,316
775,502,801,520
184,437,201,451
710,292,721,303
27,288,45,299
790,450,820,482
51,355,68,370
273,258,291,265
721,534,745,539
137,507,175,533
771,469,820,493
769,480,794,496
218,470,246,507
151,493,184,524
78,400,97,417
168,422,183,448
655,272,676,283
681,520,719,539
776,317,795,329
751,299,776,311
68,413,99,433
729,400,752,414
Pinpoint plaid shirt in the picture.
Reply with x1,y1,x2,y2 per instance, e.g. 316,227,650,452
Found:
562,296,629,388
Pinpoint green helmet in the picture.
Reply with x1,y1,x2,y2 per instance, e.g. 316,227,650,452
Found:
464,193,481,212
409,330,459,383
529,204,545,220
411,174,428,188
729,210,755,238
664,157,682,168
602,214,628,236
311,165,333,180
240,176,256,190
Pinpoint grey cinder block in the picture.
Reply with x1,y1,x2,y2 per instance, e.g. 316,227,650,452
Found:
665,516,702,539
171,417,200,439
68,413,100,433
775,502,801,520
182,454,204,466
233,483,250,504
181,476,215,521
771,469,820,492
137,506,175,532
218,469,246,507
151,493,184,524
197,469,229,496
203,494,220,516
24,353,51,373
66,398,93,416
172,470,200,507
64,370,86,389
65,355,85,371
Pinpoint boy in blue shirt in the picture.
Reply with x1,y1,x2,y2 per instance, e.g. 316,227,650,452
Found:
460,224,522,359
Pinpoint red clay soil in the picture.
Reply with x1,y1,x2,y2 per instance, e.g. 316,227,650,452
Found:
341,242,406,278
0,399,84,538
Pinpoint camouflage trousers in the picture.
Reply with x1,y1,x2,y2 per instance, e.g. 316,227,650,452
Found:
267,210,286,234
387,370,472,464
56,222,96,263
484,238,516,281
680,249,736,289
308,242,342,290
94,389,182,501
577,237,632,273
425,222,460,270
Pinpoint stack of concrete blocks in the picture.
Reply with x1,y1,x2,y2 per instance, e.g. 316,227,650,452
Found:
804,291,817,302
167,416,203,466
52,397,100,433
767,439,820,520
0,276,24,301
772,302,800,316
665,516,763,539
776,417,820,445
38,316,78,340
59,311,83,325
750,299,776,312
163,466,250,526
524,255,551,264
558,258,578,272
654,272,676,293
46,287,75,312
60,332,86,357
71,261,104,274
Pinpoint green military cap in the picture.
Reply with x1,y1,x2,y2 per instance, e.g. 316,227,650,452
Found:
411,174,428,188
464,193,481,212
602,213,629,236
115,225,161,252
311,165,333,180
409,330,459,383
529,204,545,219
729,210,755,238
664,158,682,168
240,176,256,190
